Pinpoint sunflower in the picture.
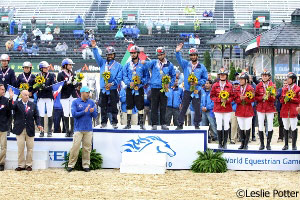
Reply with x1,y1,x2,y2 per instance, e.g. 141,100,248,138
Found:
102,71,111,84
194,90,198,94
264,86,276,100
20,83,29,91
245,91,254,99
33,75,46,89
284,90,296,104
76,73,84,82
188,72,198,91
160,75,171,93
218,90,229,107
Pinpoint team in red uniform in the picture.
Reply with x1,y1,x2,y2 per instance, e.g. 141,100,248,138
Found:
255,69,276,150
234,72,255,150
210,68,234,149
280,72,300,150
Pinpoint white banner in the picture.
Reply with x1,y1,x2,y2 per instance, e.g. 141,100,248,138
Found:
93,126,208,169
222,151,300,171
7,135,73,168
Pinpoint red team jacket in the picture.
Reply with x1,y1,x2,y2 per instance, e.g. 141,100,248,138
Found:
255,81,276,113
280,84,300,118
211,80,234,113
234,84,255,117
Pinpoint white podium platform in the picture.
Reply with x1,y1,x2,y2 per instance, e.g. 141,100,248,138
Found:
120,152,167,174
93,125,208,169
7,133,73,168
209,144,300,171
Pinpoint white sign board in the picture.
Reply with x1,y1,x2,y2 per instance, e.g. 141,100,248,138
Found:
222,150,300,171
7,134,73,168
93,126,208,169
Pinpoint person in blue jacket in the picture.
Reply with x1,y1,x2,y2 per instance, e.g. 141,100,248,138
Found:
200,80,217,140
165,78,183,126
143,83,151,125
142,47,176,130
123,45,150,130
109,17,117,30
91,40,122,129
9,20,16,35
175,43,208,129
67,86,98,172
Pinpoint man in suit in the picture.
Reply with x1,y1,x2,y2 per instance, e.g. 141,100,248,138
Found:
8,89,43,171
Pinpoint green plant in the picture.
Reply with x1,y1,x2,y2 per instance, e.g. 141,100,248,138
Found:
228,62,236,81
62,149,103,171
275,79,283,90
191,149,227,173
273,113,279,127
236,68,242,73
203,51,211,72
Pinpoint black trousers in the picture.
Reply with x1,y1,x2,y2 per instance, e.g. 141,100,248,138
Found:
178,90,201,126
278,112,284,139
151,88,168,125
126,87,144,111
166,107,180,126
100,89,119,124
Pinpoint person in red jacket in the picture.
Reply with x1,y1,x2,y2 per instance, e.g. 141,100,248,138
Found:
234,73,255,150
210,68,234,149
255,69,276,150
280,72,300,150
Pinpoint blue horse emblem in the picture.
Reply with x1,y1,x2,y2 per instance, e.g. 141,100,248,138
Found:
121,136,176,157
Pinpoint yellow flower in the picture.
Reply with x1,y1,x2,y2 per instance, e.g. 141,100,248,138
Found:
219,90,229,107
194,90,198,94
284,90,296,104
245,91,254,99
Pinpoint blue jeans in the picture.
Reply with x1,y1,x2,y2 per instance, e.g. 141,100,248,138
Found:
200,111,218,139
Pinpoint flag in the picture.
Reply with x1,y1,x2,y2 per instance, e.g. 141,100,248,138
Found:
52,81,65,100
245,35,261,56
5,85,20,101
121,43,148,66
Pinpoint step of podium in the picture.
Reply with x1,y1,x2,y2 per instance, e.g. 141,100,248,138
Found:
120,152,166,174
5,149,49,170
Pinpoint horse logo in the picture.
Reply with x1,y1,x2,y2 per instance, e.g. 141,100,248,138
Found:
121,136,176,157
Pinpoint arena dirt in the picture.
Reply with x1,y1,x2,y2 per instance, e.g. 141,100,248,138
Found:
1,127,299,200
0,169,299,200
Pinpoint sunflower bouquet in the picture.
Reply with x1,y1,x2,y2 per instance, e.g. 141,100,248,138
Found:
131,75,141,90
19,83,29,91
102,71,111,90
264,86,276,100
160,75,171,93
284,90,296,104
75,73,84,83
245,91,254,99
188,72,198,91
33,75,46,89
242,91,254,105
219,90,229,107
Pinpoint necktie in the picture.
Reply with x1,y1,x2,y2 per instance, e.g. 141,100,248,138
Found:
24,103,27,112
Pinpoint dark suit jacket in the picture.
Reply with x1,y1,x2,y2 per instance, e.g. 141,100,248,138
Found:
12,100,40,137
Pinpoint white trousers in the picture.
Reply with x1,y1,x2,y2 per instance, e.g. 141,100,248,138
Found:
237,117,253,130
282,118,298,131
37,98,53,117
61,97,76,117
215,112,231,131
257,112,274,132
